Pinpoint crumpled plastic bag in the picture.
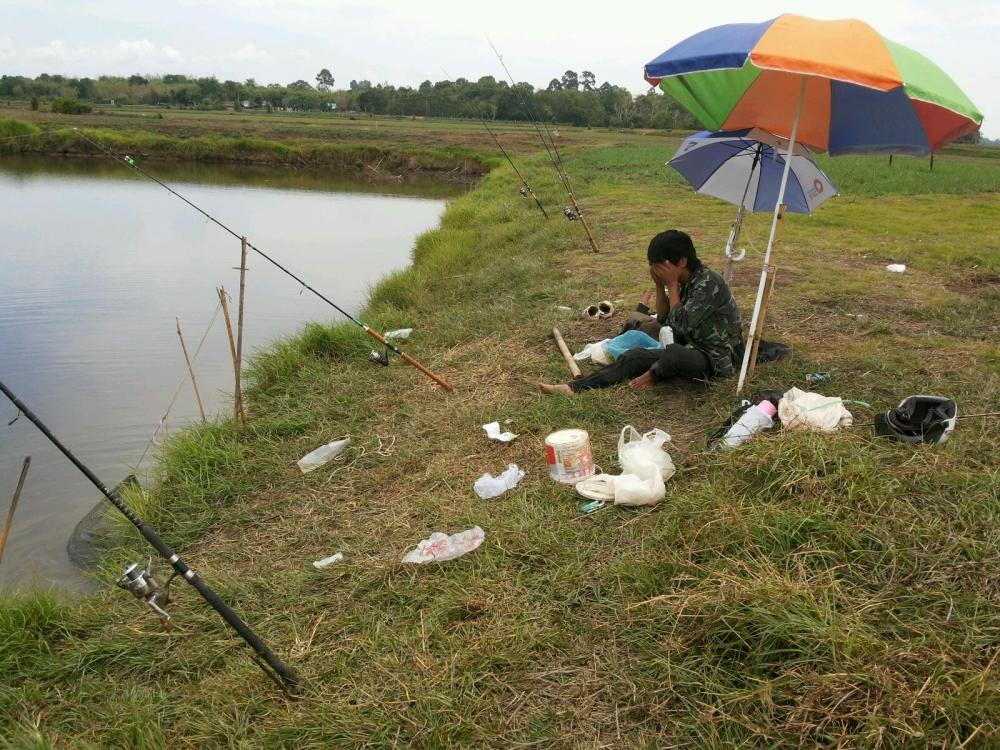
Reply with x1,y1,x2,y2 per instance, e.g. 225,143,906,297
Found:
619,426,675,480
482,421,517,442
473,463,525,499
401,526,485,564
614,426,675,506
603,330,662,360
778,387,854,432
573,339,613,366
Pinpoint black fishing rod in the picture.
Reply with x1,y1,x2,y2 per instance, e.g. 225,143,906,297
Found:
0,379,302,695
71,128,454,393
486,37,599,253
480,119,548,218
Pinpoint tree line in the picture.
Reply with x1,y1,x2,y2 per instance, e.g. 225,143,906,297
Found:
0,70,700,130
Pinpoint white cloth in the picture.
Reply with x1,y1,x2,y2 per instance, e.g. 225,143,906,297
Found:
778,387,853,432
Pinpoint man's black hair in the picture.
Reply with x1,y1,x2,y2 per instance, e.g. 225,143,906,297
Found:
647,230,703,271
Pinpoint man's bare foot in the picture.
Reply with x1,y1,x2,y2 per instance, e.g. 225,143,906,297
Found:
537,382,574,396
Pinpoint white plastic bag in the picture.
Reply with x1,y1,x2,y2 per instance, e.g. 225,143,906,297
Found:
473,463,525,499
778,388,853,432
614,426,675,506
573,340,613,366
297,438,350,473
618,426,675,480
401,526,485,564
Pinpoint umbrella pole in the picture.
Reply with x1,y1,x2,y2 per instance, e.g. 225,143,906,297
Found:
736,75,807,394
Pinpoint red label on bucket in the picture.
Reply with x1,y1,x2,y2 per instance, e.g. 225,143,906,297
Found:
545,445,556,464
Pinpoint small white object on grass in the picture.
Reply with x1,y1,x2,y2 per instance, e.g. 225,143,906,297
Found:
312,552,344,569
384,328,413,341
401,526,485,563
474,463,525,499
483,421,518,442
297,438,350,473
886,264,906,273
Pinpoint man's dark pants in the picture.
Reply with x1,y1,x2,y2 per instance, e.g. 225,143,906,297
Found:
568,345,711,392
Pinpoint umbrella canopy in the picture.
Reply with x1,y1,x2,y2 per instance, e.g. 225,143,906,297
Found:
669,128,837,214
645,14,983,155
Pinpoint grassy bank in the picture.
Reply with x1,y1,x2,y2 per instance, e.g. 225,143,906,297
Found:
1,119,999,748
0,117,491,177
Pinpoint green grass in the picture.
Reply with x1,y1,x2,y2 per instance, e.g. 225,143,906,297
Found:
1,121,998,748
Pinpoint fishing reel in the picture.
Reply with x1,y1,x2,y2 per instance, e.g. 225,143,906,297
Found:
519,186,530,198
563,206,581,221
117,556,175,631
368,346,391,367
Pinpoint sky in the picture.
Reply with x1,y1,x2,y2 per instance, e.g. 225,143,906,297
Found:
1,0,997,137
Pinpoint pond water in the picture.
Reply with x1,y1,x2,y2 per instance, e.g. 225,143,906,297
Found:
0,156,460,592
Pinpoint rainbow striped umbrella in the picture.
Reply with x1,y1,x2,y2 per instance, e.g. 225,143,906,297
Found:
644,14,983,156
643,14,983,393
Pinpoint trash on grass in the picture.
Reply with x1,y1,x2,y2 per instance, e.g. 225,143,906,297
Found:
619,426,675,481
384,328,413,341
721,400,777,447
474,463,525,499
886,264,906,273
312,552,344,569
482,421,518,442
546,430,595,483
806,371,832,384
556,305,573,312
778,388,853,432
297,438,350,473
573,339,613,366
401,526,485,564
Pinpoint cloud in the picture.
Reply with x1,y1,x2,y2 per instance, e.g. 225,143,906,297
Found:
0,37,15,61
22,38,183,67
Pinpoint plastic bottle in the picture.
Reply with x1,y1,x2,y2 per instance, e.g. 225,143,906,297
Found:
658,325,674,347
721,400,777,448
297,438,350,473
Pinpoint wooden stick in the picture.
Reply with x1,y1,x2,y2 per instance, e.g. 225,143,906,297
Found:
176,317,207,423
552,328,582,379
235,237,249,423
217,287,245,425
0,456,31,564
745,204,785,385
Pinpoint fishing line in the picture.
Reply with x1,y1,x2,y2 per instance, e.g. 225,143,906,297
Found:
135,299,224,470
72,128,454,392
0,378,302,695
484,37,599,252
480,118,548,218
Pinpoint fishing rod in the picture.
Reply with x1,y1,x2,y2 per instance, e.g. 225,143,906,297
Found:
72,128,454,393
480,119,548,218
0,379,302,695
485,37,600,253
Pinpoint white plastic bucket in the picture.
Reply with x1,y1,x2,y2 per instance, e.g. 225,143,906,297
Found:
545,429,595,483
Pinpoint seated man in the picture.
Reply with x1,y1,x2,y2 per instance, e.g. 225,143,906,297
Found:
539,229,743,395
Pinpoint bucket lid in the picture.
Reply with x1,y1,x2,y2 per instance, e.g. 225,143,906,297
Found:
546,428,588,445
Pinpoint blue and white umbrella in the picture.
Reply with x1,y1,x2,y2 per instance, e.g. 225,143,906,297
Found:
668,128,838,215
668,128,837,281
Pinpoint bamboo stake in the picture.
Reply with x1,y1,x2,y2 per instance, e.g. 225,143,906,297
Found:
0,456,31,564
552,328,582,379
235,237,248,423
745,204,785,384
217,287,245,425
176,317,207,423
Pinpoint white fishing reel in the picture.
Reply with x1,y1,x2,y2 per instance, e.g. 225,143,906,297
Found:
563,206,580,221
117,556,173,630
